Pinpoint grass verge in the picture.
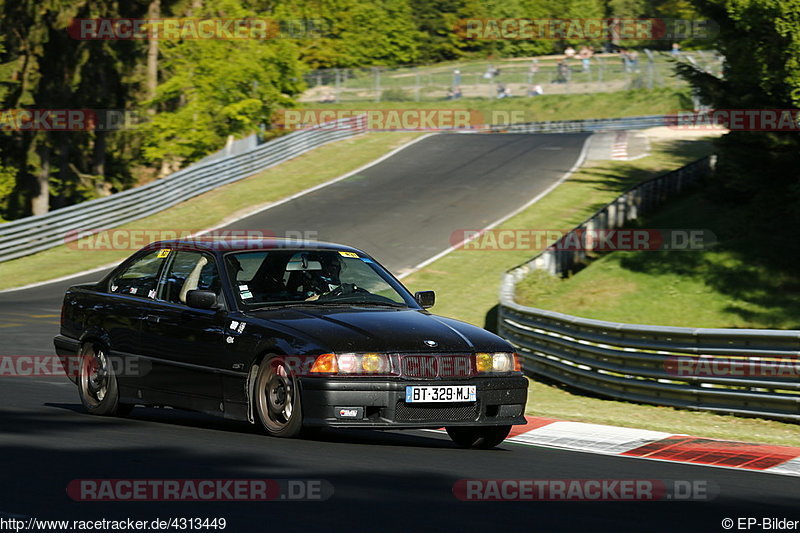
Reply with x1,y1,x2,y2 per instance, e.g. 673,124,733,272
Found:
298,87,692,123
515,191,800,329
403,130,800,445
0,132,424,291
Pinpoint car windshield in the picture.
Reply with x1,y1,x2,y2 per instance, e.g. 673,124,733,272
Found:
224,249,416,309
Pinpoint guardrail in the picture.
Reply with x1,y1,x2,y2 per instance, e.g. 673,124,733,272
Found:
0,115,366,263
496,114,669,134
498,156,800,421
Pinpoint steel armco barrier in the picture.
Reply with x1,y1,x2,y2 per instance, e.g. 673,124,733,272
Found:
498,114,669,133
0,115,366,263
499,156,800,421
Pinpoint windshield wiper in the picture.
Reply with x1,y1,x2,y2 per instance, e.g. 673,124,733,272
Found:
247,302,321,311
326,300,409,308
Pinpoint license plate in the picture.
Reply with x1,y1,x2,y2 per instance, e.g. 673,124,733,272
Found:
405,385,476,403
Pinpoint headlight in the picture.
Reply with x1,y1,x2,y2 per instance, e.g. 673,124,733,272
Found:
476,352,520,373
310,353,392,375
476,352,493,373
361,353,386,373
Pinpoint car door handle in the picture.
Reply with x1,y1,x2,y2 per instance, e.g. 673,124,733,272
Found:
144,315,160,324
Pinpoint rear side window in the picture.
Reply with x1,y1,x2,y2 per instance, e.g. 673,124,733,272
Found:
109,249,166,298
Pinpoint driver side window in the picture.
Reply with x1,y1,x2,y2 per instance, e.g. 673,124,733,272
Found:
162,251,220,305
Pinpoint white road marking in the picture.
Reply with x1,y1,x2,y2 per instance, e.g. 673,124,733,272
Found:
397,133,593,279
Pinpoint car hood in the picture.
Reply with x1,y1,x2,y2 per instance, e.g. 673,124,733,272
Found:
247,306,512,354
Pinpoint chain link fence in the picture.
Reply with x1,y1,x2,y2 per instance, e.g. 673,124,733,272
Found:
300,50,722,103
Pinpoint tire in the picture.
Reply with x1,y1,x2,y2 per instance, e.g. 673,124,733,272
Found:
253,356,303,438
446,425,512,449
77,343,131,417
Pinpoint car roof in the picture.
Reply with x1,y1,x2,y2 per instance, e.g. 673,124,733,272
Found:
145,238,365,255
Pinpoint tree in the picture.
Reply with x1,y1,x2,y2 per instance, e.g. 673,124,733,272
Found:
141,0,306,167
674,0,800,262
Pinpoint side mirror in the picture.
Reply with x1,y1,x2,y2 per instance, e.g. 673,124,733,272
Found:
186,290,218,310
414,290,435,309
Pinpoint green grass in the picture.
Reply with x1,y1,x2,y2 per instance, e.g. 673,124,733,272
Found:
514,191,800,329
0,132,424,290
298,87,692,123
402,132,800,445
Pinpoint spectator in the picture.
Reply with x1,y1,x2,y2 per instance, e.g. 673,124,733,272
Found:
453,86,462,99
555,59,571,83
320,89,335,103
564,46,576,58
620,49,632,73
453,68,461,87
628,49,639,72
578,45,593,72
527,58,539,85
671,42,681,55
528,84,544,96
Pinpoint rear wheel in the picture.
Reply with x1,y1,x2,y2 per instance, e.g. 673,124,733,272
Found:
254,356,303,438
446,425,512,449
77,343,132,416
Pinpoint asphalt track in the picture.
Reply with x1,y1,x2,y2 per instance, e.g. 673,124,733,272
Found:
0,133,797,532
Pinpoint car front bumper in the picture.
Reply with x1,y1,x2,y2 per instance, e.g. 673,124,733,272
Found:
300,375,528,428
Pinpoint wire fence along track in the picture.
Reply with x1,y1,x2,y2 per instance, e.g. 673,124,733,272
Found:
0,116,366,263
300,50,722,103
498,156,800,421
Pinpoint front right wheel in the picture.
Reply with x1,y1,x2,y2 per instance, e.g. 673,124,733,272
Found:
254,356,303,438
446,425,512,449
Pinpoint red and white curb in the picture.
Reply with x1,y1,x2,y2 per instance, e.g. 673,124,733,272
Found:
611,132,629,160
498,417,800,477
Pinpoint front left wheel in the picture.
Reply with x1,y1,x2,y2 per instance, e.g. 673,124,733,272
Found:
254,356,303,438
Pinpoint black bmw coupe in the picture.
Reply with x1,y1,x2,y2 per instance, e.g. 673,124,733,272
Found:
54,239,528,448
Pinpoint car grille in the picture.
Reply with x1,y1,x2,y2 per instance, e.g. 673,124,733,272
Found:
394,401,480,422
400,355,472,378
